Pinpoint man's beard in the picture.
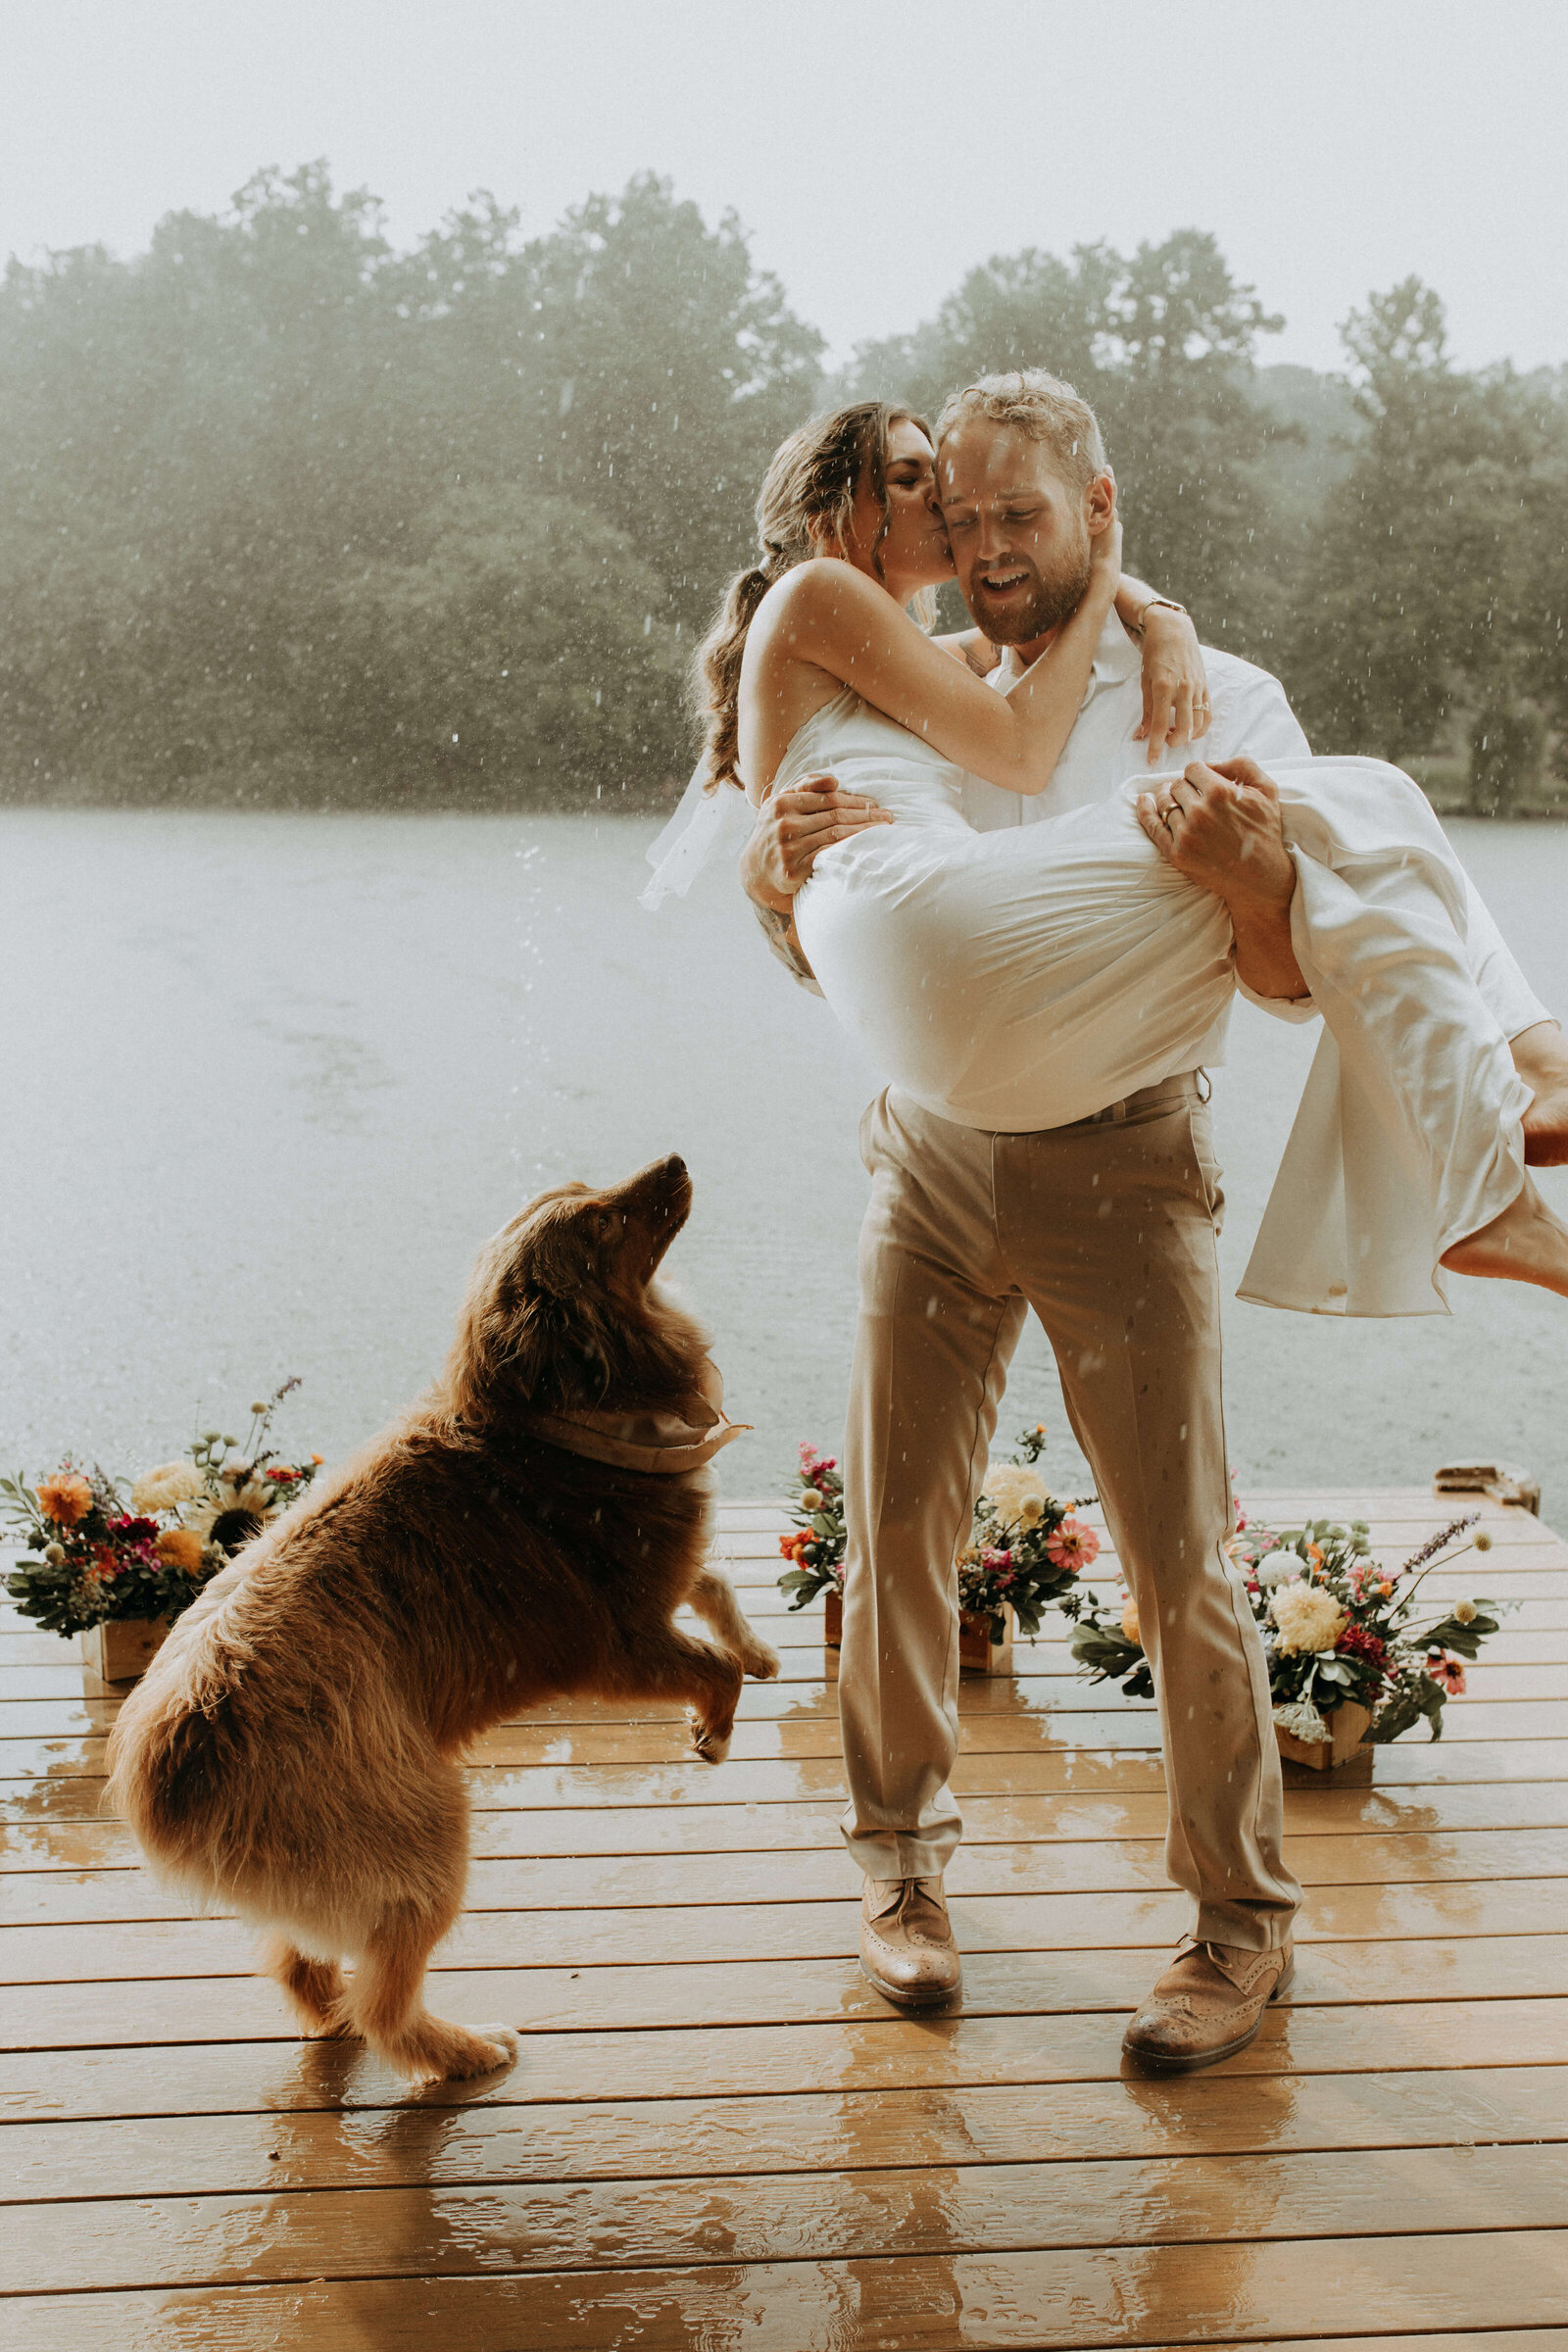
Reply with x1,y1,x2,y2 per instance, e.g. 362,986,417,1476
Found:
968,540,1093,646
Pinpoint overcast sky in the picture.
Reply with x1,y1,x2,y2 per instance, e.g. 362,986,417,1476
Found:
3,0,1564,378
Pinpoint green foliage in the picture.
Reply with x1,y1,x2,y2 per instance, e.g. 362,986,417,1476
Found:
1286,277,1568,783
0,167,821,808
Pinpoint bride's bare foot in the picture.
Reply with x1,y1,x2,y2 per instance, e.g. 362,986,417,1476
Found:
1442,1177,1568,1299
1513,1020,1568,1166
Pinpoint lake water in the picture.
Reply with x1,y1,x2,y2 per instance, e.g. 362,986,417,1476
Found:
6,808,1568,1523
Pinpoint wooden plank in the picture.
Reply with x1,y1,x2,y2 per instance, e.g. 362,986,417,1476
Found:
8,2142,1567,2295
12,1638,1568,1696
10,1825,1565,1926
6,2063,1563,2204
7,1670,1568,1741
8,2232,1567,2352
10,1777,1566,1874
8,1874,1568,1984
8,1933,1568,2057
9,1984,1568,2109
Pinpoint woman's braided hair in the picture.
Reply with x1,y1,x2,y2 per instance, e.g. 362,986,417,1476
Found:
692,401,932,792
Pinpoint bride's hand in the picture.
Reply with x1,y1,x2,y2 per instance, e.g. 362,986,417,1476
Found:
1133,604,1210,760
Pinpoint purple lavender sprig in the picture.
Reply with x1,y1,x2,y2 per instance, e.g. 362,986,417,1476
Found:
1401,1513,1480,1574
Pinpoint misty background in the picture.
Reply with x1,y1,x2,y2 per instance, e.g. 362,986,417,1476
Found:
4,0,1567,814
5,1,1568,1510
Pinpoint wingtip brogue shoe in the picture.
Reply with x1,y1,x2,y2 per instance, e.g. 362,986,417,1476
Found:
1122,1936,1294,2072
858,1875,962,2007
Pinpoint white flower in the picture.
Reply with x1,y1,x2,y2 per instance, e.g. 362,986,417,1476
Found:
1452,1598,1478,1625
799,1488,823,1511
1270,1583,1348,1656
980,1463,1049,1532
1256,1549,1300,1590
1272,1698,1331,1743
130,1461,204,1514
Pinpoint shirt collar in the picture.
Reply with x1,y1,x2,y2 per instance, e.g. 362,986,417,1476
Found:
992,609,1138,701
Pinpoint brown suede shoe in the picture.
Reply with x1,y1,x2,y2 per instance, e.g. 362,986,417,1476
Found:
1122,1936,1294,2072
858,1876,962,2006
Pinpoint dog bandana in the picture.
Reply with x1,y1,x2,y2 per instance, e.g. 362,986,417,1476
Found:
514,1357,750,1475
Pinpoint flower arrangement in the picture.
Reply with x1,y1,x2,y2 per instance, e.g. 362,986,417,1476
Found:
778,1426,1101,1642
2,1381,320,1638
1060,1502,1503,1748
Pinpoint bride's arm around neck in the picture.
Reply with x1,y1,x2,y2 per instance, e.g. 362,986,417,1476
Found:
744,528,1122,801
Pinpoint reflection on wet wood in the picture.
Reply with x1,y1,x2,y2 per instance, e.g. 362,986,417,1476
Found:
8,2233,1568,2352
4,1488,1566,2345
11,1994,1568,2126
10,2140,1568,2294
9,2063,1566,2202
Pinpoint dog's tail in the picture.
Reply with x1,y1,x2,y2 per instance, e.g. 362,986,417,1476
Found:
105,1559,268,1897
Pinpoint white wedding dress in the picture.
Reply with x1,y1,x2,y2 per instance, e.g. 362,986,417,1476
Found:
781,688,1532,1319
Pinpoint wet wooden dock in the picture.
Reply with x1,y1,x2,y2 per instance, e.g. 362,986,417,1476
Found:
4,1487,1568,2348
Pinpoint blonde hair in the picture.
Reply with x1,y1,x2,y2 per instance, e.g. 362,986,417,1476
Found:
935,369,1108,492
693,401,932,791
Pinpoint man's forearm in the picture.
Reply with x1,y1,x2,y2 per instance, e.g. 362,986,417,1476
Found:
749,894,822,992
1229,895,1308,1002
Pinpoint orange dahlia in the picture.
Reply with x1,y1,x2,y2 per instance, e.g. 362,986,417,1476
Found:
37,1470,92,1528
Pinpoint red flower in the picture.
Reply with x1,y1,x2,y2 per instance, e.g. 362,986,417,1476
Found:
1336,1623,1391,1672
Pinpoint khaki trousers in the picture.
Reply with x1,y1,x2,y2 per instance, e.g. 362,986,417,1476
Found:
838,1077,1301,1951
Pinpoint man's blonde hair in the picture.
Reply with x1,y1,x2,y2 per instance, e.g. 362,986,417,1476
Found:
935,369,1108,492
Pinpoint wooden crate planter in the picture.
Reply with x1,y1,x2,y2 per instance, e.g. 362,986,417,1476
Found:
1275,1699,1371,1772
823,1588,1013,1675
78,1617,171,1683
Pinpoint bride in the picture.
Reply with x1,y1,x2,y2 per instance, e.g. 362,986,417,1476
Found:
682,397,1568,1317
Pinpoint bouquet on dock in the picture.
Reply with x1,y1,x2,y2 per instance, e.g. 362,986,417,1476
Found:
2,1381,320,1637
1060,1507,1504,1745
778,1426,1101,1642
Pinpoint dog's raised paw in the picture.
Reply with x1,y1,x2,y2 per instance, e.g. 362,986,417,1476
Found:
743,1641,781,1682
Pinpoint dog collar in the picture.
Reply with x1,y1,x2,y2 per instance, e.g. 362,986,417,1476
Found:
512,1357,750,1475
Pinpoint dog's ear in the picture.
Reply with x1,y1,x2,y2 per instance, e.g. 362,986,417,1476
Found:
450,1191,620,1413
502,1281,614,1407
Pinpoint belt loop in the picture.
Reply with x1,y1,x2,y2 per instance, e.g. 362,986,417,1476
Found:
1196,1068,1212,1103
1111,1097,1129,1124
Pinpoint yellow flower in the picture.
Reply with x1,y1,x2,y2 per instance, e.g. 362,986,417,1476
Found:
1452,1598,1478,1625
131,1461,204,1514
1270,1583,1347,1656
1473,1530,1493,1552
982,1462,1049,1532
156,1528,206,1573
37,1470,92,1528
1120,1595,1141,1645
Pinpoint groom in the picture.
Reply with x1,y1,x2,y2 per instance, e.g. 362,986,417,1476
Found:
741,369,1556,2071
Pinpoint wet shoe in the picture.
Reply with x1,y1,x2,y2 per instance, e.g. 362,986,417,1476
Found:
1122,1936,1294,2071
858,1875,962,2006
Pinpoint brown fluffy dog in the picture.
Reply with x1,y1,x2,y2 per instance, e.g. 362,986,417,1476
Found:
106,1155,779,2084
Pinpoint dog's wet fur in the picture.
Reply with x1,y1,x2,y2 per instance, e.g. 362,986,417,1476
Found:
106,1156,780,2084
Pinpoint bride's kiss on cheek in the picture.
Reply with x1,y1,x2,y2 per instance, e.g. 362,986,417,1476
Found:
644,373,1568,2063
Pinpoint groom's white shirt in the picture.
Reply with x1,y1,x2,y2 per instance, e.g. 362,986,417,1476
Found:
973,612,1319,1062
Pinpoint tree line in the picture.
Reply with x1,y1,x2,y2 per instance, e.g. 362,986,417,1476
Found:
2,164,1564,812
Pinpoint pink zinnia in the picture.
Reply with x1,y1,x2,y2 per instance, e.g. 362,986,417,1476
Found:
1427,1651,1467,1696
1046,1517,1100,1573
